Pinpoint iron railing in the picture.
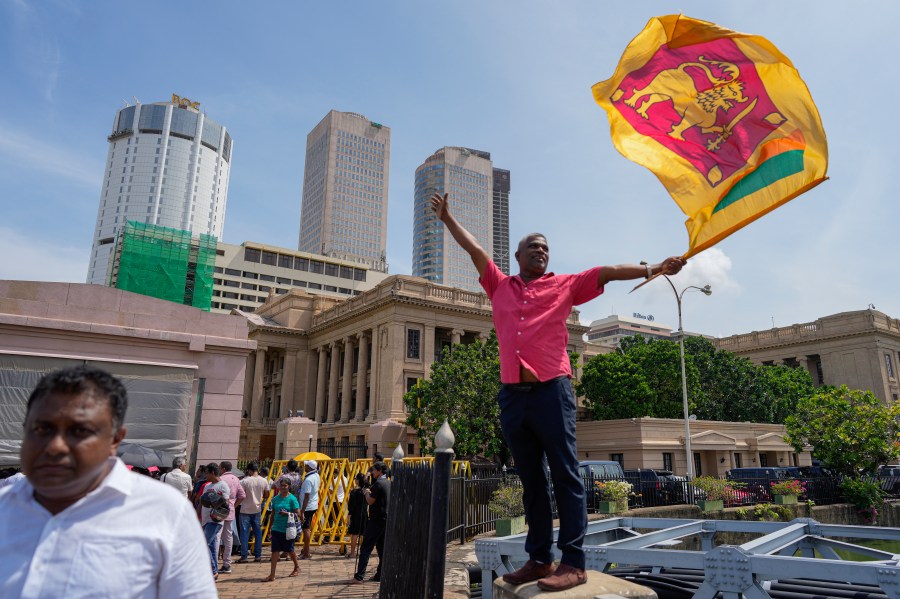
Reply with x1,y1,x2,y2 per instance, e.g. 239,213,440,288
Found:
445,474,853,543
316,439,369,461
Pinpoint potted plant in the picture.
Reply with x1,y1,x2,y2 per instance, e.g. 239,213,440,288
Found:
595,480,633,513
489,484,525,536
692,476,743,512
770,479,805,504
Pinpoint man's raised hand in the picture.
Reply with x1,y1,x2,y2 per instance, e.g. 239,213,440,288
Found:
430,193,449,222
660,256,687,275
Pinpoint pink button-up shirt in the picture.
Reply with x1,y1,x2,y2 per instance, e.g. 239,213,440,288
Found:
480,260,603,384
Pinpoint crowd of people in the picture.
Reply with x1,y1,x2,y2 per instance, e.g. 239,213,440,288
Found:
0,364,393,596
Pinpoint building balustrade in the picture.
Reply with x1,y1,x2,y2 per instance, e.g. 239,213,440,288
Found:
311,276,492,328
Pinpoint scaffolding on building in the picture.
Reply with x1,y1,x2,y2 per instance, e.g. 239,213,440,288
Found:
109,221,216,311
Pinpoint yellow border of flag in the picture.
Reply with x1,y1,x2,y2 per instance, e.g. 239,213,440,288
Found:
593,15,828,258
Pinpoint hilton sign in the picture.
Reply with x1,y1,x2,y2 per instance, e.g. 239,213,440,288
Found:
171,93,200,110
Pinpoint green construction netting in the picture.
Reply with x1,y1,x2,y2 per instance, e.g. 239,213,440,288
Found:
113,221,216,311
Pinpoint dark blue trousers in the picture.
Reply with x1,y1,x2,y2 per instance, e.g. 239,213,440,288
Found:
498,377,586,570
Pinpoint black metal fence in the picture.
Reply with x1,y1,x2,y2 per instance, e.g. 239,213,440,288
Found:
447,472,510,543
316,439,369,461
380,462,432,598
444,473,852,543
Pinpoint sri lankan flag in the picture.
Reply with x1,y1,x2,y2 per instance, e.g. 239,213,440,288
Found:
593,15,828,258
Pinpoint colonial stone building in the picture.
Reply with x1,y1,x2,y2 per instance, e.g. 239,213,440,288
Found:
577,418,810,478
236,275,590,460
716,308,900,404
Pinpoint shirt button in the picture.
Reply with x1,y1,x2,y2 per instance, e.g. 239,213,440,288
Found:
524,300,528,304
516,350,520,354
518,332,521,335
520,317,524,321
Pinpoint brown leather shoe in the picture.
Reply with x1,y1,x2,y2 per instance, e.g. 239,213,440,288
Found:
502,560,556,585
537,563,587,591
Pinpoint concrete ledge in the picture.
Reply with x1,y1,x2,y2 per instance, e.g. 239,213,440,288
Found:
494,571,657,599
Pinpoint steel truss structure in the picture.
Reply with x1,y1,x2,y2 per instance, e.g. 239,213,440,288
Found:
475,517,900,599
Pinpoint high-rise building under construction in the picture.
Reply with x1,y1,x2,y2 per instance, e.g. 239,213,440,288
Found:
87,94,232,284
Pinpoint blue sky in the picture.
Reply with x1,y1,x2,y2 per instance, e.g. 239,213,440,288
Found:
1,1,898,337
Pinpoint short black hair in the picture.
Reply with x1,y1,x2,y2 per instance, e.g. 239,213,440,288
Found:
372,461,387,474
260,466,270,476
205,462,220,477
355,473,366,487
27,365,128,430
247,462,259,473
287,459,298,472
220,460,232,472
374,452,384,461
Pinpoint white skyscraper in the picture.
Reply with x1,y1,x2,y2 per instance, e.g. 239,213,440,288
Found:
87,95,232,284
412,147,494,292
298,110,390,270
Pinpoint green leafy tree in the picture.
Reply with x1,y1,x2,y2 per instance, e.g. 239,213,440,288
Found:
403,332,506,461
578,336,702,420
784,385,900,476
580,335,816,423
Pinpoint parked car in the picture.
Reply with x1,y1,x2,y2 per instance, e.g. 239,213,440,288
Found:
579,461,626,510
579,460,625,480
878,466,900,496
726,467,796,502
623,469,682,506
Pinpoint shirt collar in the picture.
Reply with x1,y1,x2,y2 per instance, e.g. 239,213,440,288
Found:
513,271,555,286
13,457,130,510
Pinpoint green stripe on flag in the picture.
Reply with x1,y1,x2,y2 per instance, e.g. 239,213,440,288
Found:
713,150,805,214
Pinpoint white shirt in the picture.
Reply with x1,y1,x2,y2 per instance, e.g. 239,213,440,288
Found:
0,472,25,488
199,480,229,526
0,458,216,599
160,468,192,498
240,474,270,514
299,471,320,511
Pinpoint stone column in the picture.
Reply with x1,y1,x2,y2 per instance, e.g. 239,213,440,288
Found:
327,341,340,423
250,347,266,423
314,346,328,422
355,331,369,422
451,328,464,345
368,326,380,422
340,336,354,423
423,325,436,378
282,348,297,416
477,331,489,342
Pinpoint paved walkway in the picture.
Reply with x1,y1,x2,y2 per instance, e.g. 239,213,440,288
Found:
214,540,475,598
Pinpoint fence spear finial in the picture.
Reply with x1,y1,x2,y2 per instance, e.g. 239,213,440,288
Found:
435,420,455,454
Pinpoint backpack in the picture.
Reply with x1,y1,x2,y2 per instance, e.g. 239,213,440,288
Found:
200,489,229,522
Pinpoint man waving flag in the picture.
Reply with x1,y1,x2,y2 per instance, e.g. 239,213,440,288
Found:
594,15,828,258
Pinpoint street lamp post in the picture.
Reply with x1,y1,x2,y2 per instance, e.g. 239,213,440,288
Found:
663,276,711,479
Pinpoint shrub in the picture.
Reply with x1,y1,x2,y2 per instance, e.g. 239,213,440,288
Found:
692,476,744,501
735,503,793,522
770,479,806,496
840,478,886,524
595,480,634,502
489,485,524,519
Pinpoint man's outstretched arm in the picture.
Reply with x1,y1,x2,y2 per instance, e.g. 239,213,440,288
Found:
430,193,490,278
597,256,687,288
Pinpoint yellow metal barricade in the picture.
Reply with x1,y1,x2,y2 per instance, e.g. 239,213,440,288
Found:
257,456,473,552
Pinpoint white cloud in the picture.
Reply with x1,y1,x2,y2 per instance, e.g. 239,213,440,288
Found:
0,227,89,283
679,248,740,295
0,123,101,189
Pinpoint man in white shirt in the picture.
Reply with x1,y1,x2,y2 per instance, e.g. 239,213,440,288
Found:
238,462,269,563
161,456,193,498
298,459,321,559
0,364,216,598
